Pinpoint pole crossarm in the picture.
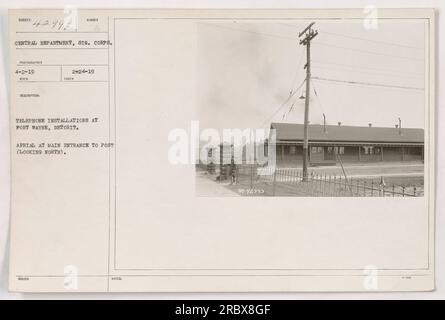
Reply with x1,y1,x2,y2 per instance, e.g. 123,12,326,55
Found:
299,30,318,45
298,22,315,37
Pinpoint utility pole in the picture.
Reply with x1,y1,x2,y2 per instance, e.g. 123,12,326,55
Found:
299,22,318,182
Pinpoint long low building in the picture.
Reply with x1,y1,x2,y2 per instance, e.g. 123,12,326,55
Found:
270,122,424,165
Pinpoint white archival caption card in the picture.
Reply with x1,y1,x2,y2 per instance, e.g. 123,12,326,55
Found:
8,8,435,292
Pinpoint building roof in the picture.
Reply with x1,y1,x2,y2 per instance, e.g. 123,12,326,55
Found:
270,122,424,144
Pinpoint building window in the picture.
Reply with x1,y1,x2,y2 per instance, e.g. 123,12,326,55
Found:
362,146,372,154
334,146,345,154
311,146,322,153
289,146,296,155
362,146,382,155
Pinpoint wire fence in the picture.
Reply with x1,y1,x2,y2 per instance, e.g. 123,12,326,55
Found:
216,164,421,197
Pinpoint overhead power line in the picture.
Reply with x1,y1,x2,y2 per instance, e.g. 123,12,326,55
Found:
312,76,424,91
311,80,326,119
198,22,424,62
290,47,306,89
282,99,297,120
259,79,306,128
319,29,424,50
315,41,424,62
311,64,423,79
197,22,298,41
276,22,424,50
312,60,424,76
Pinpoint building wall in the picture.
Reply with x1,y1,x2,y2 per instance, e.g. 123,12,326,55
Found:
275,143,423,164
278,144,303,161
309,146,324,162
382,147,402,161
404,146,423,161
339,146,359,162
359,146,382,162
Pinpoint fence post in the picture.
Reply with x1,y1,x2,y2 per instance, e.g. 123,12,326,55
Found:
349,177,353,196
249,163,253,189
363,180,366,197
236,165,239,185
323,174,327,196
311,173,315,194
321,174,324,196
272,167,277,196
314,173,318,193
402,186,405,197
328,175,331,196
313,173,317,195
339,176,342,196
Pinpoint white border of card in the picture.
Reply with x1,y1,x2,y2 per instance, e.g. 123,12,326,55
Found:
8,8,435,292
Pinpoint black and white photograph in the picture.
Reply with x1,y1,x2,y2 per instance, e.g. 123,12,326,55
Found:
195,19,427,197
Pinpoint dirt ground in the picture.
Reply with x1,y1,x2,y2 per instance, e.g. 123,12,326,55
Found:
195,170,240,197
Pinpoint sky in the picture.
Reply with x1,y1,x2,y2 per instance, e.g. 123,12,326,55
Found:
196,19,426,132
